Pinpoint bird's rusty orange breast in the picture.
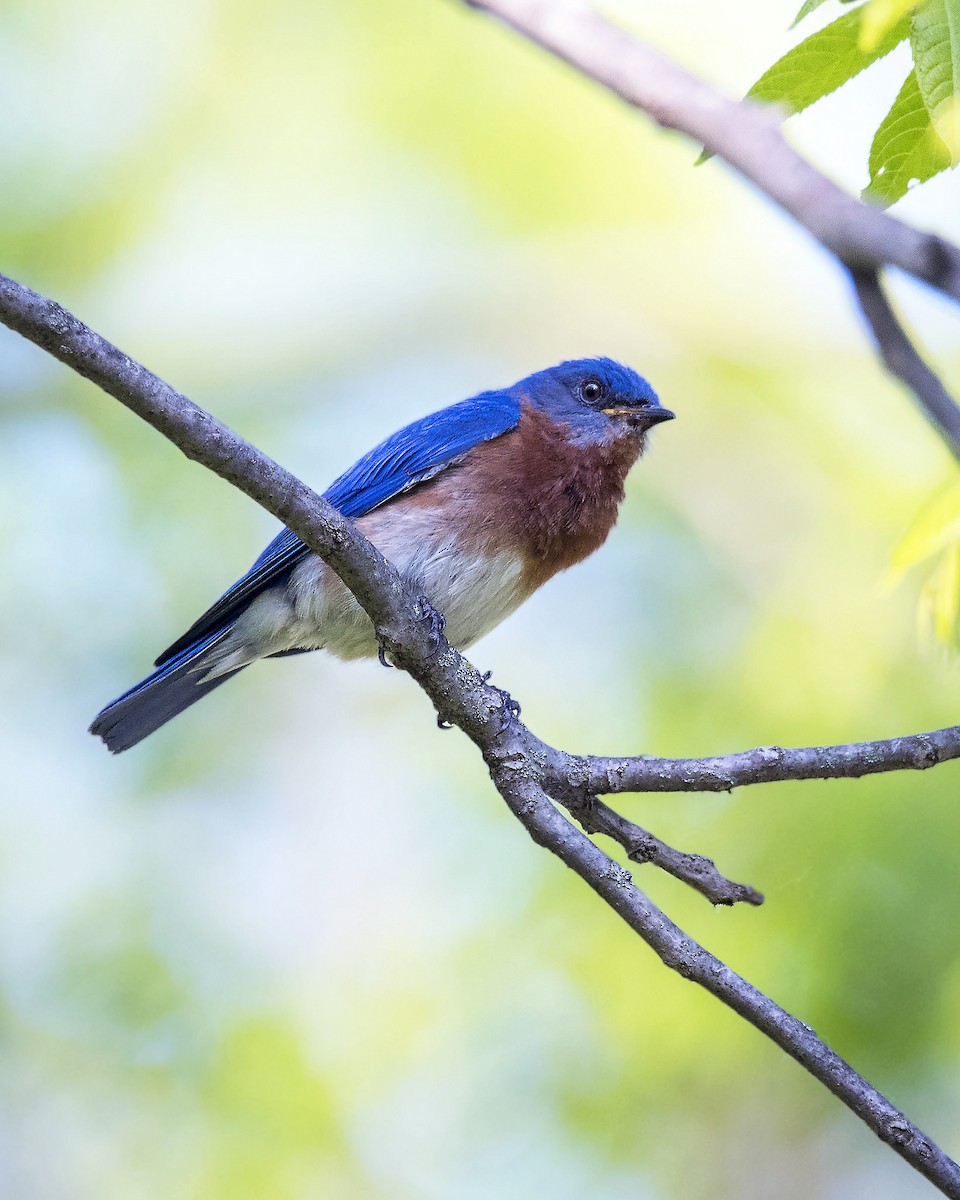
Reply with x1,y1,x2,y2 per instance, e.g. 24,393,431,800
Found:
404,400,645,594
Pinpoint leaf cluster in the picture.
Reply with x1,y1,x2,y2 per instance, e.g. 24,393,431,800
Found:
747,0,960,205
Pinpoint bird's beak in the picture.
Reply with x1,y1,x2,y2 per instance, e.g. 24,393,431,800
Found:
603,403,676,429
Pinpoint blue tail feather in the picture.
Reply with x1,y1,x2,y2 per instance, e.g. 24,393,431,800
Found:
89,628,243,754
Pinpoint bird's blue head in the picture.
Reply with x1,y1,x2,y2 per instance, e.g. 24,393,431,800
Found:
514,357,674,445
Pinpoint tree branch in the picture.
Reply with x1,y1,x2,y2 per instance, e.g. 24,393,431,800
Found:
469,0,960,459
469,0,960,303
3,269,959,1193
481,769,960,1198
569,794,764,905
851,267,960,456
557,723,960,798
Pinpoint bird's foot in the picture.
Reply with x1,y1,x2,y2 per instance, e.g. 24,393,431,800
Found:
418,598,446,654
497,689,522,724
480,670,522,728
378,599,444,667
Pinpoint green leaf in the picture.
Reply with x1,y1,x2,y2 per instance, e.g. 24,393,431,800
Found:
911,0,960,161
889,482,960,653
699,5,908,165
791,0,864,30
748,8,911,115
863,68,953,204
887,480,960,584
859,0,920,50
918,543,960,649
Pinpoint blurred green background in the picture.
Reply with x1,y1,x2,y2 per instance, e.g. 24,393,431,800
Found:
2,1,960,1196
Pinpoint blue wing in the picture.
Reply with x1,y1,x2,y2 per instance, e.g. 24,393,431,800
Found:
154,391,521,666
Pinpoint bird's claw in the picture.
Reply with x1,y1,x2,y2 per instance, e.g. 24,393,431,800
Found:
497,688,522,723
480,670,521,727
419,598,446,653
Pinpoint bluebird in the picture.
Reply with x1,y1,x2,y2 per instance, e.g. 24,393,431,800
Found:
90,358,674,752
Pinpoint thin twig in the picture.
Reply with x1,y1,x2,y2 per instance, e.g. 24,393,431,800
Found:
1,271,958,1192
569,794,764,906
851,267,960,457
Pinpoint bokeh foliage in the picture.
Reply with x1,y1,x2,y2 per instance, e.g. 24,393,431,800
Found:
0,0,959,1197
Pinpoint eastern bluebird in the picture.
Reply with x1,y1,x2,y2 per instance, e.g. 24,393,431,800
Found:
90,358,674,752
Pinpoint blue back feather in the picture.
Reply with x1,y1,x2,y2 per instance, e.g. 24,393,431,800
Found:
155,390,520,665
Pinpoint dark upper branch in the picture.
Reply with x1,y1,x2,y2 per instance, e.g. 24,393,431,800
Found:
560,723,960,797
468,2,960,498
469,0,960,302
851,267,960,458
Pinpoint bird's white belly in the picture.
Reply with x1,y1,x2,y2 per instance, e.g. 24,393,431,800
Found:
287,508,528,660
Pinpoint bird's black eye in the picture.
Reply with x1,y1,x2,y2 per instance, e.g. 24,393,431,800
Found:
579,379,604,405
